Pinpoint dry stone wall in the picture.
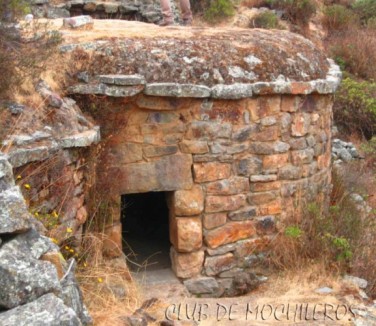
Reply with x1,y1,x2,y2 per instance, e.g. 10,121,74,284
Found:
30,0,179,23
1,82,100,248
0,153,91,325
63,25,340,296
80,90,334,296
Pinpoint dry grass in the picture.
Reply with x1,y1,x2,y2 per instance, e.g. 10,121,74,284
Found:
241,0,269,8
76,232,143,326
268,160,376,298
323,0,355,6
261,263,342,300
327,28,376,80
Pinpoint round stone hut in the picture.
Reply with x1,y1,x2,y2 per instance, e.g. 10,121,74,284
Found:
66,22,341,295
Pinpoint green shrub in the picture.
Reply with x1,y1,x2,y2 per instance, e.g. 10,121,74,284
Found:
333,76,376,139
204,0,235,23
352,0,376,24
267,0,317,26
251,10,282,29
1,0,30,22
322,4,359,30
284,225,303,238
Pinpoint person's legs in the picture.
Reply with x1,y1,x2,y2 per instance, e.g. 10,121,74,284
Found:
159,0,174,24
179,0,193,22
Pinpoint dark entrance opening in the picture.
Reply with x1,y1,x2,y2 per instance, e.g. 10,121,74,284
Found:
121,192,171,272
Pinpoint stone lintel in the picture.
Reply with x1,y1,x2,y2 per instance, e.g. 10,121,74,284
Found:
114,154,193,194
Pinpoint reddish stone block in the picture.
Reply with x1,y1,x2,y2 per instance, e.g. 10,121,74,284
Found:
235,237,271,257
250,181,281,192
179,140,209,154
76,206,88,225
173,185,204,216
205,194,246,213
262,154,289,169
205,177,250,195
248,96,281,121
170,217,202,253
205,221,256,248
143,145,178,158
291,113,311,136
193,162,232,183
170,248,204,279
203,213,227,230
291,149,314,165
257,199,282,215
103,223,122,258
247,191,278,205
251,126,279,142
290,82,313,95
281,95,301,112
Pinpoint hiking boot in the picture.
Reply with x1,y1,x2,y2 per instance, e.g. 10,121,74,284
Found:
158,20,174,26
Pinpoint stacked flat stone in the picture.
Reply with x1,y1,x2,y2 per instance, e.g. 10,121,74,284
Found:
30,0,179,23
0,153,91,325
332,138,361,164
2,80,100,248
64,27,341,297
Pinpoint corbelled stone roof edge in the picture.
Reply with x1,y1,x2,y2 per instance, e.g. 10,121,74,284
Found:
3,127,101,168
68,59,341,99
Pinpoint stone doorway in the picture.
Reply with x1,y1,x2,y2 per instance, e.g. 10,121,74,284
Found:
121,192,171,272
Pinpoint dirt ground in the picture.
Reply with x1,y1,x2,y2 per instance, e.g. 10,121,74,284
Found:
135,266,374,326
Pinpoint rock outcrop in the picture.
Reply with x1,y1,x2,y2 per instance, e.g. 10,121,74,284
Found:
30,0,179,24
0,153,91,325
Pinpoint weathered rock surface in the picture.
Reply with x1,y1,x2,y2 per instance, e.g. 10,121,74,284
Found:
63,15,93,29
332,138,362,164
173,185,204,216
0,293,81,326
204,253,237,276
170,248,204,279
98,74,146,86
0,186,32,234
170,217,202,252
0,228,57,260
61,260,92,325
113,154,193,193
205,221,256,248
60,128,101,148
344,275,368,289
0,153,90,324
0,154,14,191
0,251,61,309
183,277,220,295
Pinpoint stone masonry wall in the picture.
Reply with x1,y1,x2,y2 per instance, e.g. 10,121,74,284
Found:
30,0,179,24
14,149,89,250
83,92,333,296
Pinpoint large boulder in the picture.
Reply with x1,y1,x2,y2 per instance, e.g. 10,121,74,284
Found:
0,251,61,309
0,228,58,260
0,293,81,326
